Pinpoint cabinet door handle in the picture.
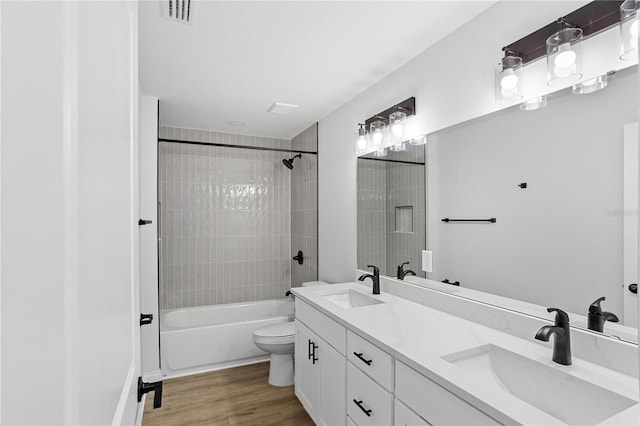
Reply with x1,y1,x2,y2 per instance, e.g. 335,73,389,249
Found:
353,399,372,417
312,342,318,364
353,352,372,366
308,339,313,360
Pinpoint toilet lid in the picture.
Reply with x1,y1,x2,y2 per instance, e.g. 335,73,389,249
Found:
253,321,295,338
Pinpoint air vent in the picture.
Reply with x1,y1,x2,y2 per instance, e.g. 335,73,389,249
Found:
162,0,193,24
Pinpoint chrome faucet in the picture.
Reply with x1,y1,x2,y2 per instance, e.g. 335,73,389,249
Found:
535,308,572,365
397,261,416,280
358,265,380,295
587,296,619,333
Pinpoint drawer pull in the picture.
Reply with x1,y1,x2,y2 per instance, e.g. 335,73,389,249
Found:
353,352,372,366
353,399,372,417
312,342,319,364
308,339,312,360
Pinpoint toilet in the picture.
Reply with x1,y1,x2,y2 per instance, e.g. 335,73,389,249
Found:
253,281,328,386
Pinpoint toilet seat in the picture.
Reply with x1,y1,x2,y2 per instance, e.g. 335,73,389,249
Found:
253,322,295,345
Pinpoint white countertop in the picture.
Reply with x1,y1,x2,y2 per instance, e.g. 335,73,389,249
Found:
293,282,640,425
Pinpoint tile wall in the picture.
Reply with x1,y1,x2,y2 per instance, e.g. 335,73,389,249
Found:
386,162,426,278
158,126,292,309
357,160,387,271
291,123,318,287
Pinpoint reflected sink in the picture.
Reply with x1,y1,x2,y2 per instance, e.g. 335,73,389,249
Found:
443,344,636,425
322,290,385,309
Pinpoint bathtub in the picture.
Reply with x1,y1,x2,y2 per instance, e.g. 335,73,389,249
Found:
161,299,294,377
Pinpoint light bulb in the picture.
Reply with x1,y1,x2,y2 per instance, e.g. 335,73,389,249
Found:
357,135,367,151
372,130,383,146
500,68,518,90
554,44,576,68
553,65,573,78
391,122,403,137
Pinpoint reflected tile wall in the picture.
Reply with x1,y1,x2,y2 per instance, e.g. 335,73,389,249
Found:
357,160,387,271
158,127,292,309
290,123,318,287
386,163,426,278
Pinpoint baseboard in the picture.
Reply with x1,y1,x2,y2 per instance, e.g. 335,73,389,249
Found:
135,395,145,426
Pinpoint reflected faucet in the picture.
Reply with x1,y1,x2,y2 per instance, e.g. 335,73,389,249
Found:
358,265,380,295
587,297,619,333
535,307,572,365
397,262,416,280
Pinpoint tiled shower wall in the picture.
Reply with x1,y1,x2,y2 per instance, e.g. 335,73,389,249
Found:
291,123,318,287
386,162,426,278
158,126,292,309
357,160,387,270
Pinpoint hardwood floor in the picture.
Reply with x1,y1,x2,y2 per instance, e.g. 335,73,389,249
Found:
142,362,315,425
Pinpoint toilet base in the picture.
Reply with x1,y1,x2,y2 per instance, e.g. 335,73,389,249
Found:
268,353,294,387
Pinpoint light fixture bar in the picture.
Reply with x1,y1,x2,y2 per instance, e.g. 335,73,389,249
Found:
364,97,415,127
502,1,624,65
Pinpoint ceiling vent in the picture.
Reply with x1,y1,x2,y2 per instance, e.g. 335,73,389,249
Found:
267,102,299,115
162,0,193,24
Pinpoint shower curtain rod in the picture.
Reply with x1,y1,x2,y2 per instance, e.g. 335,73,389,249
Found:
158,138,318,155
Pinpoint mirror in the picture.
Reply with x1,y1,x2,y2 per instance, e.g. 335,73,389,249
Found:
357,67,639,343
357,144,426,280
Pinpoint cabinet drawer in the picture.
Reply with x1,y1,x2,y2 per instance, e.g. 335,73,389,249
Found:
395,361,499,426
395,399,430,426
296,299,346,355
347,331,393,391
347,362,393,426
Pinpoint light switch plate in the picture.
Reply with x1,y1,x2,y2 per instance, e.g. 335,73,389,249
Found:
422,250,433,273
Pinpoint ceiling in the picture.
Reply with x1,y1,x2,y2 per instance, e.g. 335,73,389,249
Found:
139,1,496,139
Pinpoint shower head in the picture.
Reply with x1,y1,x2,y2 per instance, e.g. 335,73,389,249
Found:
282,153,302,170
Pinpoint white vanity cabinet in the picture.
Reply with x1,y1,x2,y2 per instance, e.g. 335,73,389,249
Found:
295,300,347,426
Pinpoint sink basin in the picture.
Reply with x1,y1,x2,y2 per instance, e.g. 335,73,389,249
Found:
443,344,636,425
322,290,385,309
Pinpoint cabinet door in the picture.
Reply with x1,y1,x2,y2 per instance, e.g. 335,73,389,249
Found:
295,321,319,420
317,340,347,426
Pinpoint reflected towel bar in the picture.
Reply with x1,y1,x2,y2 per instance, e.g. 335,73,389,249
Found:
442,218,497,223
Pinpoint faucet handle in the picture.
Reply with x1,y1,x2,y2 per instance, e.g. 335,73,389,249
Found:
366,265,379,275
547,307,570,326
588,297,606,315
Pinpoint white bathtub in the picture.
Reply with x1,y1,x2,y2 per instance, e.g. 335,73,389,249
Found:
160,299,294,377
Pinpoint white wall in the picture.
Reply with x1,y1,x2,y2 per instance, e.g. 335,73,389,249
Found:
1,2,140,424
1,3,66,422
318,0,635,282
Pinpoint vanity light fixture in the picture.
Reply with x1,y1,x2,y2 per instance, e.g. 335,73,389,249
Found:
620,0,639,60
519,96,548,111
357,97,415,154
572,72,612,94
495,55,523,103
546,26,583,86
496,1,624,103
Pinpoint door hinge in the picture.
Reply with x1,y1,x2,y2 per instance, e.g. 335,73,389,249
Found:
137,377,163,409
140,313,153,326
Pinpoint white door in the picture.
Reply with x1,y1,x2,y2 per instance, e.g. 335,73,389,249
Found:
623,122,638,328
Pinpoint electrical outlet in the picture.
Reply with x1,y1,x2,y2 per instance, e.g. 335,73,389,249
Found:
422,250,433,273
